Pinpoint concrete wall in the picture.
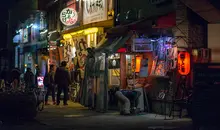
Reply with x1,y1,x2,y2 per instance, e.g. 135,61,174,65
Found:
208,24,220,63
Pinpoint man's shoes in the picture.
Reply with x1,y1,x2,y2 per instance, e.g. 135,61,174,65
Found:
63,103,68,106
56,103,60,106
53,102,56,105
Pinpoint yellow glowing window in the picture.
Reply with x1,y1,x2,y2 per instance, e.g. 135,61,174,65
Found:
135,56,142,72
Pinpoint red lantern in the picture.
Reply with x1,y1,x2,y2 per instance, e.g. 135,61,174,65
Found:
178,51,190,75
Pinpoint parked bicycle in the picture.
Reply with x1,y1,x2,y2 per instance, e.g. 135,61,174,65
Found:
25,87,47,112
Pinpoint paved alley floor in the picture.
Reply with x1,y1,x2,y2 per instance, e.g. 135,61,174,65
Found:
0,102,193,130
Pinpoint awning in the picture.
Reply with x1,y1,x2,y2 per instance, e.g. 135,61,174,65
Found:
13,35,21,43
107,19,153,37
95,33,133,54
22,40,48,52
107,12,175,37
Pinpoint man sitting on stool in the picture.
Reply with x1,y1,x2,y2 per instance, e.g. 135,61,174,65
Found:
115,78,151,115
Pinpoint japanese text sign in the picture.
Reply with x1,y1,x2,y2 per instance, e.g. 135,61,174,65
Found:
60,8,78,26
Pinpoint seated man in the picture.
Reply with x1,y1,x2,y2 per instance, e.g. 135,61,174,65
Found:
116,77,151,115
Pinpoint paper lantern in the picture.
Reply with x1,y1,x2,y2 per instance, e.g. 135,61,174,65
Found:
178,51,190,75
135,56,141,72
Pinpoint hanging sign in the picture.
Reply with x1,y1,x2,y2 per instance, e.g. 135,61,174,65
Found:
178,51,190,75
23,28,28,43
60,7,78,26
83,0,108,25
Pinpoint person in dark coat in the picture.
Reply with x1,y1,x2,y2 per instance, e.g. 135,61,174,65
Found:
24,68,35,89
55,61,71,105
45,65,56,105
11,68,21,88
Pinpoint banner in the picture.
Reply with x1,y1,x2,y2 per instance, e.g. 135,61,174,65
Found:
23,28,28,43
83,0,108,25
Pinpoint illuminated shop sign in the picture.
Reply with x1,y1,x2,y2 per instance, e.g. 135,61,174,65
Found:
60,7,78,26
83,0,108,24
132,38,153,52
178,51,190,75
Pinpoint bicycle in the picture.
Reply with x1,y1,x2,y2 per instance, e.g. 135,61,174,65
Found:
33,88,47,111
25,87,47,112
69,82,80,102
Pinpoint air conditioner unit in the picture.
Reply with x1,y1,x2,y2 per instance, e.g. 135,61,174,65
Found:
132,38,153,52
192,48,211,63
192,49,199,63
200,48,211,63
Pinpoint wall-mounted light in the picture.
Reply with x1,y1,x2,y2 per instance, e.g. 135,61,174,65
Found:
33,24,38,29
40,29,48,34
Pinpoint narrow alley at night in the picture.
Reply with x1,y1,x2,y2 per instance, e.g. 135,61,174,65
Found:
1,0,220,130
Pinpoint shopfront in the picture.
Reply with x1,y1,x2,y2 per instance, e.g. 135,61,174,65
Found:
80,10,195,115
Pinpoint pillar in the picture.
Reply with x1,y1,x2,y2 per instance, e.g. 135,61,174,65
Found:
120,53,126,89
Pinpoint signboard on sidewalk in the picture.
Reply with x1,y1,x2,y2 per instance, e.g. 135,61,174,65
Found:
37,76,44,88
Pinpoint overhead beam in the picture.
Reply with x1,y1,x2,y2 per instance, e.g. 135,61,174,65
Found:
180,0,220,23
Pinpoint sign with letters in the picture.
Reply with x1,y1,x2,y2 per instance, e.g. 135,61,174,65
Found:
83,0,108,25
60,7,78,26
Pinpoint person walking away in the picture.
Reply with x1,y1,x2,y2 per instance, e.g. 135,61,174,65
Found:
24,68,35,89
35,65,40,86
55,61,71,106
44,65,56,105
11,68,21,88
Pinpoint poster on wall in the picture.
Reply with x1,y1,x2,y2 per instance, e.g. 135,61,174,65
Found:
64,40,74,64
31,26,36,43
139,59,148,77
40,12,45,30
107,0,114,19
74,37,88,79
150,56,158,75
49,49,59,66
23,28,28,43
167,46,178,70
83,0,108,25
155,61,166,76
20,29,24,43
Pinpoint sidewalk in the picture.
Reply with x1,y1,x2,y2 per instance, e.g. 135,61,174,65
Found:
0,102,193,130
38,102,192,129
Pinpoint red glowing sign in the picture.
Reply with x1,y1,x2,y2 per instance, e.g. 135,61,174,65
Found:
178,51,190,75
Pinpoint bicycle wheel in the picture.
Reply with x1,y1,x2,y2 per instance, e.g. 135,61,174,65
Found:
37,101,45,111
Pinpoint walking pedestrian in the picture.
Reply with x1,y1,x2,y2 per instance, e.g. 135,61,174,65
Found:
24,68,35,89
55,61,71,106
44,65,56,105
